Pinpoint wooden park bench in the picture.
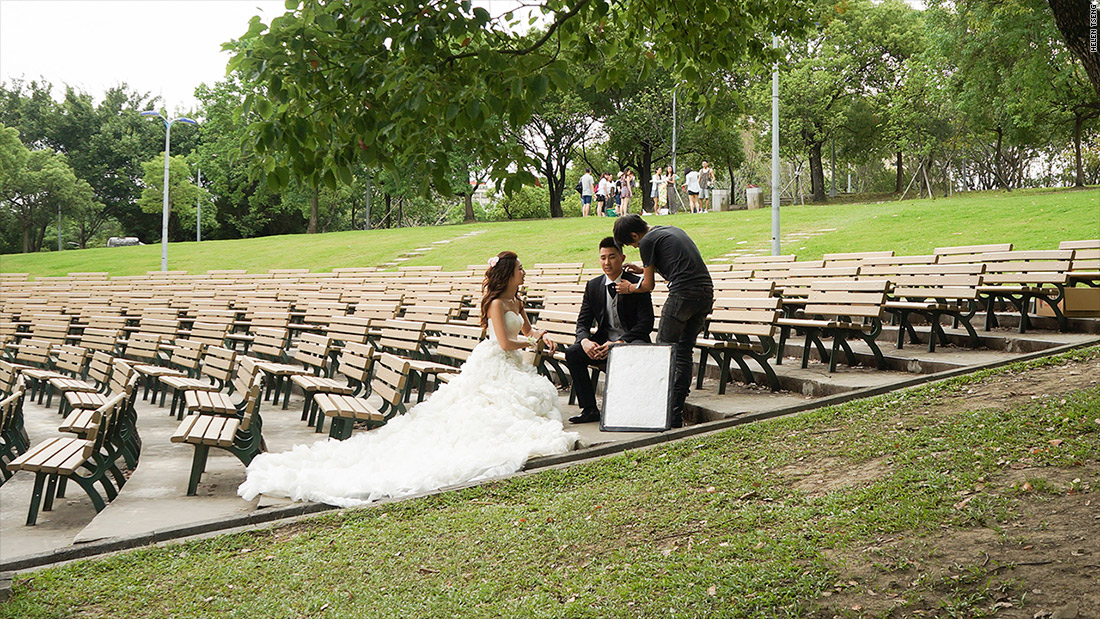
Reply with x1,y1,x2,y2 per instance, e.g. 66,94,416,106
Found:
130,336,203,402
868,263,985,352
0,381,29,485
59,374,141,468
432,324,486,384
9,392,129,525
1060,239,1100,288
695,295,783,393
977,250,1073,333
171,377,265,496
45,351,114,412
159,345,237,419
776,280,890,372
62,359,135,418
934,243,1013,265
252,332,334,410
314,352,411,439
180,356,260,420
371,319,457,401
292,342,376,431
20,344,90,404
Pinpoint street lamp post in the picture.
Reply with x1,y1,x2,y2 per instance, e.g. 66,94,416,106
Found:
196,167,202,242
142,110,197,271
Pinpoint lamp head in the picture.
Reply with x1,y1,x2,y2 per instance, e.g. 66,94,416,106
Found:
140,110,162,118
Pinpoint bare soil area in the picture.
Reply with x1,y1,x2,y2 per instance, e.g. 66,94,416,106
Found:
812,357,1100,618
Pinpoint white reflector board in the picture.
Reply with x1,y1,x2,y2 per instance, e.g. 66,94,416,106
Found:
601,344,673,432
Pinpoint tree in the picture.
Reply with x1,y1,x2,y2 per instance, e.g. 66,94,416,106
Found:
138,154,213,241
193,76,306,238
513,85,597,218
1047,0,1100,98
768,0,923,202
0,127,98,253
226,0,810,198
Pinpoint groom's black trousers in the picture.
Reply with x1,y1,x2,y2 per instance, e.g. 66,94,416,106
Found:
564,342,605,412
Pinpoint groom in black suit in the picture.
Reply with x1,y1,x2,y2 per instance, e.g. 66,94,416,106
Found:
566,237,655,423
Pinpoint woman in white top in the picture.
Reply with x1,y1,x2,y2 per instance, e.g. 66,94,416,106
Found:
651,169,665,211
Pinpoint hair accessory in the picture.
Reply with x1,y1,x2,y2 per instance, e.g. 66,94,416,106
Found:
488,256,500,268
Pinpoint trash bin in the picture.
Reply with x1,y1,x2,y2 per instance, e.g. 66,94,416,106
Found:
746,186,763,210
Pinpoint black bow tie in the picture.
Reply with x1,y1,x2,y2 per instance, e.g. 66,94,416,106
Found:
608,282,618,298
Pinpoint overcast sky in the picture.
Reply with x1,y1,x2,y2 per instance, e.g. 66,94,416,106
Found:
0,0,288,111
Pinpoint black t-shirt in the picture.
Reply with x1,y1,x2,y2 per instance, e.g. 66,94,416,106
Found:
639,226,713,295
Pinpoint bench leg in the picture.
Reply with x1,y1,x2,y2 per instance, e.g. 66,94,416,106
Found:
281,379,293,410
329,418,353,440
895,311,907,349
695,349,708,390
300,391,312,422
315,406,327,433
775,327,788,365
55,474,68,499
187,445,210,496
43,474,59,512
27,472,47,525
732,353,755,385
828,335,842,373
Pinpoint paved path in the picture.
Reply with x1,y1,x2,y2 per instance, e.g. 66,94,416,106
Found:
2,324,1097,568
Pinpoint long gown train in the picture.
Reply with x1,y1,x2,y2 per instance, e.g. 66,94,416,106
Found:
237,311,578,507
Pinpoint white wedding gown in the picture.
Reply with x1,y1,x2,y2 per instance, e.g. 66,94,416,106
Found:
238,311,578,507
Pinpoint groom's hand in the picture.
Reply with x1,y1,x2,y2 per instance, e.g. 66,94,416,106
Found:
581,339,601,360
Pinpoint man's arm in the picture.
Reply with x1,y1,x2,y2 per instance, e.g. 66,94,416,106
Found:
618,264,656,294
574,281,596,344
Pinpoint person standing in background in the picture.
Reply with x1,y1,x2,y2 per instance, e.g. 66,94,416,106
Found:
664,165,678,214
620,170,634,215
683,167,701,213
698,161,713,212
580,169,595,217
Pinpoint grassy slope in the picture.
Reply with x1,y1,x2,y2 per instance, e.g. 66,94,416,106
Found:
2,347,1097,618
1,188,1095,277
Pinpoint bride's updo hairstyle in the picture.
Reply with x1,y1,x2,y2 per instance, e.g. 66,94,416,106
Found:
480,251,519,329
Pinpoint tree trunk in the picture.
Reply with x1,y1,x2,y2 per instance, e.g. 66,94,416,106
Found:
398,198,404,228
809,141,826,202
22,226,31,253
384,193,392,228
35,223,47,253
1073,113,1085,187
547,160,564,219
895,151,904,194
639,145,654,213
993,128,1011,191
463,192,476,222
308,188,319,233
1048,0,1100,99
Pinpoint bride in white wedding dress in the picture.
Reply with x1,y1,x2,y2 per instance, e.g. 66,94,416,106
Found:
238,252,578,507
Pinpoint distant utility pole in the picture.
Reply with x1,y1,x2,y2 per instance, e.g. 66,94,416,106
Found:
771,36,781,256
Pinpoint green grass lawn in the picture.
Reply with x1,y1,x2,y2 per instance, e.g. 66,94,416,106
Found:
2,347,1097,618
1,187,1095,277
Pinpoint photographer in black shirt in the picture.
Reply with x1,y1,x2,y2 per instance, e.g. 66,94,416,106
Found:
613,214,713,428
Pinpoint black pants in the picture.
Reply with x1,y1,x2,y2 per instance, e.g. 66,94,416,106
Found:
564,342,605,412
657,291,714,418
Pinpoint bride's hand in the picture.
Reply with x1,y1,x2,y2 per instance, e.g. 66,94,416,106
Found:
541,332,557,354
623,263,643,274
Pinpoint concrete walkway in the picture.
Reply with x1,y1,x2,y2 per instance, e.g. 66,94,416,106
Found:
2,318,1097,570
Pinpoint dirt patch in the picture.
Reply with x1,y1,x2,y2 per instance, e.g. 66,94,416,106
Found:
775,457,892,499
812,356,1100,618
818,467,1099,618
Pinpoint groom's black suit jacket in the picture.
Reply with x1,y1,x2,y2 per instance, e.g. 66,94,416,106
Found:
574,271,654,345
